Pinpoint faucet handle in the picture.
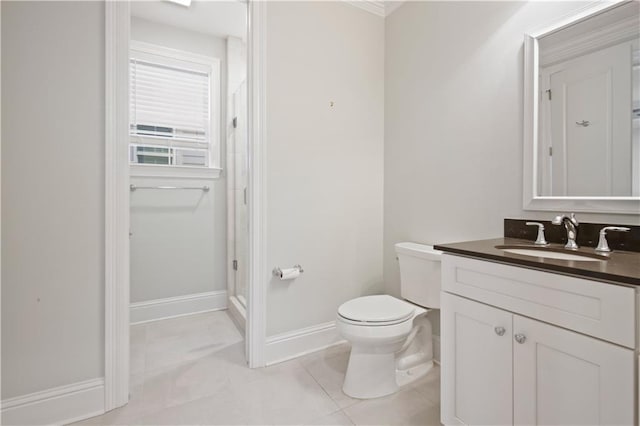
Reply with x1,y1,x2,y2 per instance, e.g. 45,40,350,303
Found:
595,226,630,253
569,213,578,226
526,222,549,246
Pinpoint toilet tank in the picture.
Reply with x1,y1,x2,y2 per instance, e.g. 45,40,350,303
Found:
395,242,442,309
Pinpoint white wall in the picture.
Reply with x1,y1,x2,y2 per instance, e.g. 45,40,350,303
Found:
131,16,227,63
129,177,226,303
384,1,640,333
129,18,227,304
265,1,385,336
1,1,104,399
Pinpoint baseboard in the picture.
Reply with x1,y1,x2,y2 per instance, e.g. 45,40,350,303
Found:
265,323,440,367
228,295,246,333
130,290,227,324
265,321,345,365
1,378,105,426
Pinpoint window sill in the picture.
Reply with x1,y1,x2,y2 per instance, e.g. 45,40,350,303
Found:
130,165,223,180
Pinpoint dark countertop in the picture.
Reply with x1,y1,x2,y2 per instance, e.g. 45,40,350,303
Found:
434,238,640,287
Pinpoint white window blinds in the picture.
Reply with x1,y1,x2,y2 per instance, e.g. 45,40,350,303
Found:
129,43,219,169
130,58,210,145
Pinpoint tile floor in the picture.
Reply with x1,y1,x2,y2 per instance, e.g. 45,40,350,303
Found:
73,311,441,425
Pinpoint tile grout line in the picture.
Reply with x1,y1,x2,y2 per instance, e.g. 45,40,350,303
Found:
341,408,358,426
298,358,345,419
298,352,364,425
299,356,344,406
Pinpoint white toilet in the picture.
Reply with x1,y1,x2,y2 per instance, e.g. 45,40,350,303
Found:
336,242,442,399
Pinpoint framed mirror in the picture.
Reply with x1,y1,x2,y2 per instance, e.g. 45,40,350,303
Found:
523,1,640,214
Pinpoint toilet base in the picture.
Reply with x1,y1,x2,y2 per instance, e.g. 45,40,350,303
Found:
342,349,399,399
341,314,434,400
342,349,434,399
396,359,433,388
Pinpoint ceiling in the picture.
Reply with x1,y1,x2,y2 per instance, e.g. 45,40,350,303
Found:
130,1,247,40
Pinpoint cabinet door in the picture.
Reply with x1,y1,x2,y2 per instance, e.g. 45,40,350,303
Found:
441,293,513,426
513,315,634,425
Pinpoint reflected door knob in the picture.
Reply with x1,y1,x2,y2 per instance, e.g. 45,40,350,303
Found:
514,334,527,344
494,327,506,336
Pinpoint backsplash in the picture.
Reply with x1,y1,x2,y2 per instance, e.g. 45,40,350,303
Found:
504,219,640,253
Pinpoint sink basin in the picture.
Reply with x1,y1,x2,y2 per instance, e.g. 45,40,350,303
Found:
495,245,608,262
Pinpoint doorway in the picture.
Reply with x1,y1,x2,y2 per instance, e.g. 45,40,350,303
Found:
127,0,249,373
105,0,266,411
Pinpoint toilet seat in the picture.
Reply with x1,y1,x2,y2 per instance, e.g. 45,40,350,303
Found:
338,295,416,326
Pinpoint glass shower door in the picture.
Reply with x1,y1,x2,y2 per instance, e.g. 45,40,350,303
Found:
232,81,248,307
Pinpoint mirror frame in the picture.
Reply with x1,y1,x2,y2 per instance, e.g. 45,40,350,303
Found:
523,0,640,215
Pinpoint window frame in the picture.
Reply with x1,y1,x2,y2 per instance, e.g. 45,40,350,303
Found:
129,40,222,179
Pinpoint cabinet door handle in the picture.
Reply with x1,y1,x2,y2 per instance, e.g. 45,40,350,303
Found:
514,333,527,344
494,326,506,336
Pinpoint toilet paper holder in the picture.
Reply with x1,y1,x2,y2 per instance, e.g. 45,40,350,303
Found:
272,264,304,277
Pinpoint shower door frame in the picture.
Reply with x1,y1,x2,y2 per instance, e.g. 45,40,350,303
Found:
104,0,268,412
227,80,250,330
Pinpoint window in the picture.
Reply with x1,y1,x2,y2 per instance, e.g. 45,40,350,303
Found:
129,42,220,174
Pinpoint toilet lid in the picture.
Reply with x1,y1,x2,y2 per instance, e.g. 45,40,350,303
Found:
338,295,415,324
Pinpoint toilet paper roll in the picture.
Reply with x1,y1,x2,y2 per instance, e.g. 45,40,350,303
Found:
278,268,300,280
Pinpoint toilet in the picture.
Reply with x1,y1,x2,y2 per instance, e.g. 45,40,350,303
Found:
336,242,442,399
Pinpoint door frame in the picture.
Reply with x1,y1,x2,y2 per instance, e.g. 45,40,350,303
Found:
245,0,268,370
104,0,267,411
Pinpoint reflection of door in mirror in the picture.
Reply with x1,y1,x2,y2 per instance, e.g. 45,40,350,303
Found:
536,1,640,198
634,52,640,197
539,42,634,196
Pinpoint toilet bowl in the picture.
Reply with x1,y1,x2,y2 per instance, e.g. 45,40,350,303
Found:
337,243,442,399
337,295,432,399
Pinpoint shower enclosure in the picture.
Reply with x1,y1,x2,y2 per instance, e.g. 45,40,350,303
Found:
227,35,249,328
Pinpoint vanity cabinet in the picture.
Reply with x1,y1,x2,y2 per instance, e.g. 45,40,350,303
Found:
441,293,513,426
513,314,633,425
441,254,636,426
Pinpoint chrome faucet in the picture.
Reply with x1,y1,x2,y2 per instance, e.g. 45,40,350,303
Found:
552,213,579,250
